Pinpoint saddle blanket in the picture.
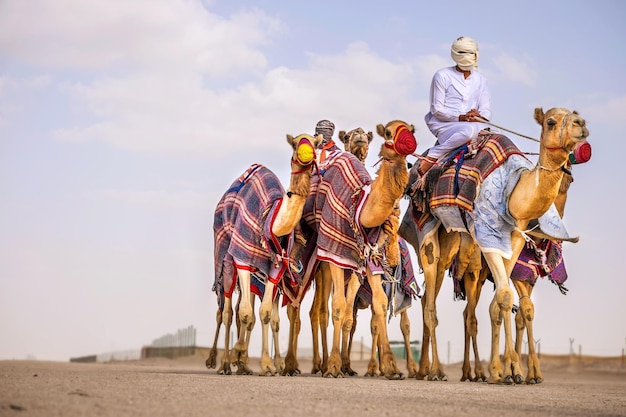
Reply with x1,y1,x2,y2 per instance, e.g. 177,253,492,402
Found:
213,164,293,299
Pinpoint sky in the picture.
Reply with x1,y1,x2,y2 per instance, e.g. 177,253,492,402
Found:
1,0,624,363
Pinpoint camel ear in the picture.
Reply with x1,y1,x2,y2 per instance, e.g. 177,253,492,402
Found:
376,123,385,138
534,108,545,125
367,131,374,143
286,134,295,147
409,124,416,133
338,130,347,144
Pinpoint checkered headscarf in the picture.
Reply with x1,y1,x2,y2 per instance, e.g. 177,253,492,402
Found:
315,120,335,145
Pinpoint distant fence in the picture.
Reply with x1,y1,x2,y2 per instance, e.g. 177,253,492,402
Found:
141,325,198,360
69,325,198,363
150,325,196,348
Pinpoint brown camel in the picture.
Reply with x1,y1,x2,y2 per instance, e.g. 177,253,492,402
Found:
309,127,373,375
309,132,417,378
283,120,416,379
208,132,322,375
400,107,589,384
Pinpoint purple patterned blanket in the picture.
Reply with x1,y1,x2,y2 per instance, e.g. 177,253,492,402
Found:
512,239,568,293
410,133,524,228
213,164,292,299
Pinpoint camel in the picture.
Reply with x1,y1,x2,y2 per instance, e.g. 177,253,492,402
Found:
208,132,322,375
399,107,589,384
282,120,417,379
458,160,584,383
308,127,420,378
309,127,373,375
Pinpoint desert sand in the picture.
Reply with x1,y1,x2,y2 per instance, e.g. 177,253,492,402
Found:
1,353,625,417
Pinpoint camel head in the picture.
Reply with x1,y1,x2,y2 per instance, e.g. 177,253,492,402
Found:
338,128,373,162
534,107,589,168
286,133,323,166
375,120,418,161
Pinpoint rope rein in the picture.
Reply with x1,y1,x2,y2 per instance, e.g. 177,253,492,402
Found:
476,117,540,143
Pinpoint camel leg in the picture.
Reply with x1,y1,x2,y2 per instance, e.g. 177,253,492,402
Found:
271,295,285,372
483,251,523,384
368,270,403,380
230,269,254,374
416,234,440,380
206,306,222,369
347,306,359,370
320,270,332,373
514,280,542,383
217,296,234,375
324,263,346,378
282,303,301,376
364,312,379,377
309,271,323,374
341,273,360,376
400,310,418,378
424,228,460,381
258,281,277,376
461,267,487,382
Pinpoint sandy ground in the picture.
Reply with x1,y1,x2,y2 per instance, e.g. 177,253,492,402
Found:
1,353,625,417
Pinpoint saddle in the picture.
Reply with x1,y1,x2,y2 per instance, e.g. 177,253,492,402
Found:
408,132,524,228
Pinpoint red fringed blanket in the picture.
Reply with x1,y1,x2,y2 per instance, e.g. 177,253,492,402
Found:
213,164,291,299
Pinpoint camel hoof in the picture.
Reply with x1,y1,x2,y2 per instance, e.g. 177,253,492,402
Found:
503,375,514,385
218,364,232,375
205,358,215,369
514,374,524,385
341,367,358,377
385,372,405,381
535,377,543,384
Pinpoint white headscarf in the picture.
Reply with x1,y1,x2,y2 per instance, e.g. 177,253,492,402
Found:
451,36,479,70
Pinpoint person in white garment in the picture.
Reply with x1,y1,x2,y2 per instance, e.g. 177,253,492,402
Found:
418,36,492,175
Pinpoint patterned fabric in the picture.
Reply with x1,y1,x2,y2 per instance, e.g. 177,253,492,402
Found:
429,134,523,211
302,150,373,272
355,237,420,318
213,164,292,300
315,119,335,145
512,239,568,293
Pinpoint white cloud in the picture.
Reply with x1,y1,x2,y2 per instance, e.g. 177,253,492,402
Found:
0,0,281,75
489,52,538,87
49,40,432,158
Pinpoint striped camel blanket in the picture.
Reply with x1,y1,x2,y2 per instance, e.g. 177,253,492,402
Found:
410,133,524,228
281,150,376,307
303,150,373,272
356,237,421,319
512,239,568,294
430,134,523,211
213,164,293,300
452,238,568,300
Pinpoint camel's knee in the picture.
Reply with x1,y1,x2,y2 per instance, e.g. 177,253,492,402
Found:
496,288,514,312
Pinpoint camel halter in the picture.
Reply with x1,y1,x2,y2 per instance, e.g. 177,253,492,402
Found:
287,136,318,198
384,123,417,156
291,136,317,171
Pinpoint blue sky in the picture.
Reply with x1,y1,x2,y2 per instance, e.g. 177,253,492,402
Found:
1,0,624,362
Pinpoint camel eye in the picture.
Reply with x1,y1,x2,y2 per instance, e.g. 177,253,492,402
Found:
547,118,557,127
385,129,393,139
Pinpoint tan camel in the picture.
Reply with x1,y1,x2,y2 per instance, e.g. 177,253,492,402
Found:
459,167,576,383
511,167,576,383
209,132,322,375
309,127,373,375
283,120,416,379
400,107,589,384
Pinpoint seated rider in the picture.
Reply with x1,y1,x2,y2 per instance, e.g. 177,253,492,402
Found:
418,36,492,176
